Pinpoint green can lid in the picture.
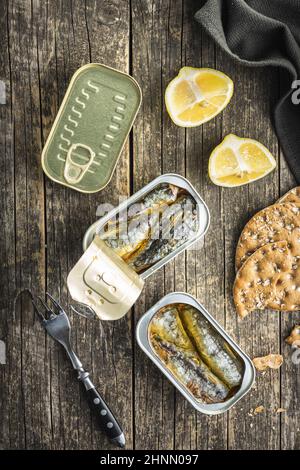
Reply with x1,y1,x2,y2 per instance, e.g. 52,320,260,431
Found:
41,63,142,193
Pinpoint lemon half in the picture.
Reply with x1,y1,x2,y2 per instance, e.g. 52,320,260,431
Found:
208,134,276,187
165,67,233,127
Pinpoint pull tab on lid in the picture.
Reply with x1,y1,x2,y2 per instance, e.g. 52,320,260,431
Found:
67,235,144,320
64,143,95,184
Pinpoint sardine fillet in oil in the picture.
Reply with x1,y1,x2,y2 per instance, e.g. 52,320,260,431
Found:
127,193,198,272
101,207,160,259
179,304,244,389
149,306,230,404
100,183,180,261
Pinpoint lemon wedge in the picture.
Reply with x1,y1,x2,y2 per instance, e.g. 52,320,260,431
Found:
165,67,233,127
208,134,276,187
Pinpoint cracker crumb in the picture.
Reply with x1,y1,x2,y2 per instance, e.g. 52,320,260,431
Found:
276,408,286,413
286,325,300,347
252,354,283,371
254,405,264,414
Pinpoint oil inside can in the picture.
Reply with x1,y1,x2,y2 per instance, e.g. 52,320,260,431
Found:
97,182,199,274
136,292,255,414
148,302,244,404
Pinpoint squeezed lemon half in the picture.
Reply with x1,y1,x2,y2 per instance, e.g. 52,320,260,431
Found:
208,134,276,187
165,67,233,127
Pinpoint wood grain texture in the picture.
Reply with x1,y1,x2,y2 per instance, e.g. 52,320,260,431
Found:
183,0,228,450
0,0,299,450
219,62,281,450
131,0,176,450
278,72,300,450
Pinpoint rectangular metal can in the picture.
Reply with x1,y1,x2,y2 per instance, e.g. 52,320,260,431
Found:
42,63,142,193
82,173,210,280
136,292,255,414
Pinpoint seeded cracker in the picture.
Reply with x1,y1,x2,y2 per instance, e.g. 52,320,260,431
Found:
235,203,300,270
234,240,300,317
277,187,300,204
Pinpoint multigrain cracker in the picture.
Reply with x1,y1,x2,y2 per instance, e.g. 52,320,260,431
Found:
265,235,300,311
252,354,283,371
278,187,300,204
233,240,300,317
234,241,289,317
235,203,300,270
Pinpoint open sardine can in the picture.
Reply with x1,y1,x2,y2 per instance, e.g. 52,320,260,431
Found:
67,174,210,320
42,63,142,193
136,292,255,414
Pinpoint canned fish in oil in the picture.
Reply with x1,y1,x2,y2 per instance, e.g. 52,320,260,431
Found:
42,63,142,193
82,173,210,280
136,292,255,414
68,174,210,320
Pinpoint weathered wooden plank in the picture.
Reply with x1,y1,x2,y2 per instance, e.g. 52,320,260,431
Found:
0,0,47,450
0,0,16,450
278,74,300,450
35,0,132,450
131,0,176,450
217,58,281,448
158,0,191,451
182,0,228,450
83,1,133,450
35,0,89,449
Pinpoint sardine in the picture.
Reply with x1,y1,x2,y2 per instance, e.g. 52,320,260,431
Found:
127,194,198,272
100,208,160,259
179,305,243,389
149,306,230,403
149,305,198,353
134,183,179,211
104,183,179,227
99,183,179,259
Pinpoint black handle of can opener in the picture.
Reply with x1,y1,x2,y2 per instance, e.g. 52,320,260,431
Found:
84,385,125,448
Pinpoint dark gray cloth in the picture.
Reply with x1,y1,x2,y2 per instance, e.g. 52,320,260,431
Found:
195,0,300,183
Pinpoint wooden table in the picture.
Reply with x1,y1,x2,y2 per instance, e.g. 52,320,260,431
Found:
1,0,299,451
